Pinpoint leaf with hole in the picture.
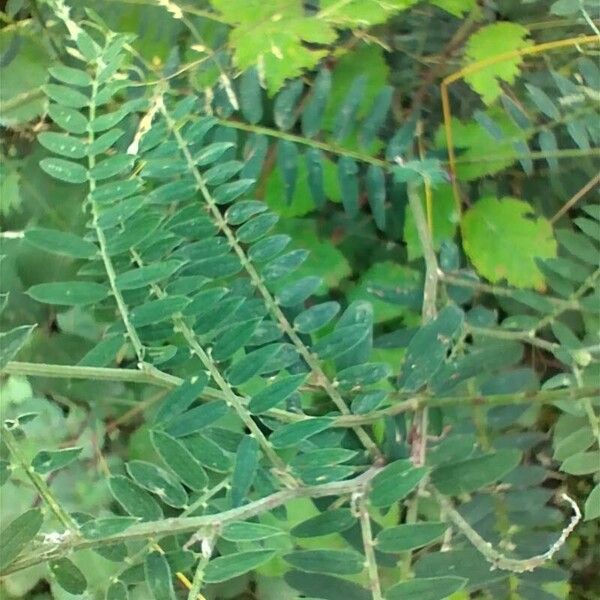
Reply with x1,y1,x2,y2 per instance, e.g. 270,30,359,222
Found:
32,447,82,474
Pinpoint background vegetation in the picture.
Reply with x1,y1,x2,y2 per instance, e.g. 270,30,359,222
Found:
0,1,599,599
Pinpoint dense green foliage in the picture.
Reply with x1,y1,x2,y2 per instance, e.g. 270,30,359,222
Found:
0,1,599,599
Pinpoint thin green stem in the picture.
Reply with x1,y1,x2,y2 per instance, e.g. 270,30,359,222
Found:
2,428,79,533
3,466,382,575
356,493,383,600
467,325,559,353
161,102,381,460
186,530,217,600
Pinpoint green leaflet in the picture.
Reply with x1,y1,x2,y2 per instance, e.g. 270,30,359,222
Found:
126,460,188,508
39,157,87,183
204,550,276,584
270,418,333,449
291,508,355,538
27,282,108,306
151,430,208,491
227,343,284,386
0,325,36,369
0,508,43,571
249,373,307,414
221,522,284,541
50,558,87,595
48,104,88,134
369,460,428,507
277,140,299,203
31,447,82,474
24,228,97,259
431,449,522,495
283,549,364,575
239,67,263,124
274,79,304,131
115,261,181,290
38,132,87,159
294,301,340,333
49,65,92,87
230,436,260,507
164,400,229,438
302,68,331,138
108,475,163,521
145,552,176,600
375,522,447,552
106,581,129,600
386,576,467,600
80,517,139,540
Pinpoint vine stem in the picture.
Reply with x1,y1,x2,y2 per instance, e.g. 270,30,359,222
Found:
4,361,597,425
2,427,79,533
3,466,383,575
186,530,217,600
433,488,581,573
159,100,381,460
355,492,383,600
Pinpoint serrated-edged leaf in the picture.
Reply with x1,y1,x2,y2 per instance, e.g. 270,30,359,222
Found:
108,475,163,521
212,318,262,361
25,228,97,259
27,281,108,306
338,156,359,217
306,147,326,207
164,401,229,438
145,552,176,600
214,178,256,205
48,104,88,134
32,447,82,474
585,483,600,521
90,154,134,180
370,460,428,507
375,522,447,552
203,160,244,186
336,362,391,389
221,522,284,542
115,261,180,291
226,200,268,225
333,75,366,142
277,275,322,307
294,301,340,333
360,85,393,147
50,558,87,594
431,449,521,495
366,165,386,230
277,139,299,202
227,343,284,386
560,451,600,475
151,430,208,491
398,305,464,392
283,549,363,575
302,69,331,137
387,576,467,600
0,508,43,571
126,460,188,508
106,581,129,600
462,197,557,289
270,417,333,449
249,373,307,414
0,325,35,369
274,79,304,131
45,83,89,108
49,65,92,87
130,296,189,327
240,67,263,124
230,436,260,508
39,157,87,183
291,508,355,538
204,550,276,583
80,517,139,540
184,434,232,472
194,142,235,166
249,234,291,262
38,132,87,159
